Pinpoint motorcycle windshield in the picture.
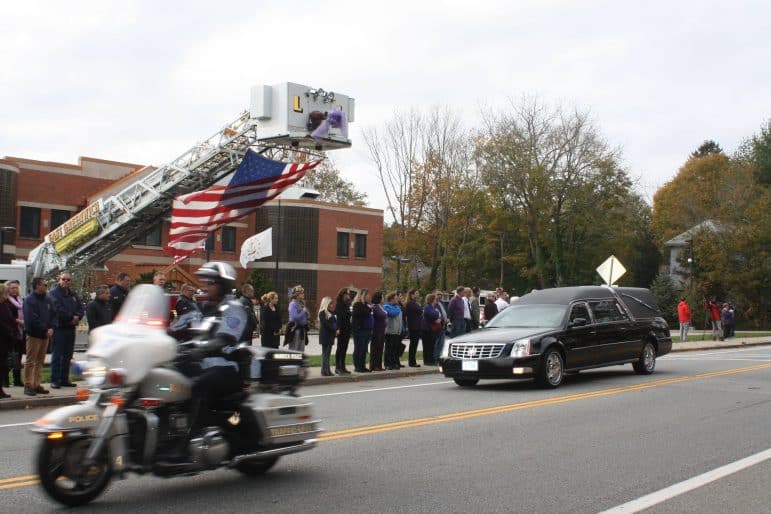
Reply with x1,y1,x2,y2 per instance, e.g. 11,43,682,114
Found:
115,284,169,327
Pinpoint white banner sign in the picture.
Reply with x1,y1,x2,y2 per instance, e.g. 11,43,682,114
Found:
239,227,272,269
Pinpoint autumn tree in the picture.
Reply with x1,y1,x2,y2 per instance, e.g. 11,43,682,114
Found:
653,126,770,327
363,110,429,287
651,152,733,245
364,107,476,290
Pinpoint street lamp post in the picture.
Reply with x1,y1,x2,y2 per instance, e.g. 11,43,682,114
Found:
687,239,695,303
0,226,16,265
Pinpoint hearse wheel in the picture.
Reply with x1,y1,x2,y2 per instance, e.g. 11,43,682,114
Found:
633,342,656,374
536,348,564,388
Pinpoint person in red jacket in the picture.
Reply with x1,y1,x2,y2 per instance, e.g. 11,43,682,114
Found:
677,297,691,342
705,297,723,341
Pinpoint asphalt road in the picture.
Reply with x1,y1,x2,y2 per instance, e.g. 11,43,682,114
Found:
1,346,770,513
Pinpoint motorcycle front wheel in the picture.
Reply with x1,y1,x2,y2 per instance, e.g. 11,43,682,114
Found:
37,437,112,507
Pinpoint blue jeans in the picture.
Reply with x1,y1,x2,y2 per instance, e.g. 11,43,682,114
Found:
433,330,446,363
352,328,372,370
50,327,75,385
450,319,465,339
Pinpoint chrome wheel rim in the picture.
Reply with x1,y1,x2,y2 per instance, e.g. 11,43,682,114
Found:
643,344,656,372
546,352,563,385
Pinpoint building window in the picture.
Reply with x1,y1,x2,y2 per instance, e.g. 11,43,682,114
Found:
337,232,349,257
205,232,215,253
19,206,40,238
139,222,162,247
354,233,367,258
222,226,236,252
50,209,70,230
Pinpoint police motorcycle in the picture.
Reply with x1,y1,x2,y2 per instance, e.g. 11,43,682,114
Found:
31,282,320,507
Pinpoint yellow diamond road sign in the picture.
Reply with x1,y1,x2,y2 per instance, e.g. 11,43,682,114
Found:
596,255,626,285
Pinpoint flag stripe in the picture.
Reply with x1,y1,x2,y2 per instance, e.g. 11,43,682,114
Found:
165,151,321,258
168,173,303,225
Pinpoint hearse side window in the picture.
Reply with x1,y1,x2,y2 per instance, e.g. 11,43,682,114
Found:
588,300,627,323
569,303,591,323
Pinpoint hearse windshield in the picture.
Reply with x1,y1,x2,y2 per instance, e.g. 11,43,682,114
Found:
485,304,566,329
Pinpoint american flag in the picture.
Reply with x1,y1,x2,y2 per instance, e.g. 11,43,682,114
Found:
165,150,322,258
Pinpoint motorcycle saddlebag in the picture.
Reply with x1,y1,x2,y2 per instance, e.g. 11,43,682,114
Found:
247,346,306,389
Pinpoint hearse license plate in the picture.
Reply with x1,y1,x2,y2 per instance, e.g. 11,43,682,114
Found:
462,360,478,371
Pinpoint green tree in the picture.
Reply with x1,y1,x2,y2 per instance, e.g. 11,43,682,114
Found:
690,140,723,159
736,119,771,186
301,158,367,206
476,96,632,288
650,272,680,324
243,269,274,299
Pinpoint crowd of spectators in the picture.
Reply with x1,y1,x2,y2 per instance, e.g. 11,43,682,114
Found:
0,268,527,399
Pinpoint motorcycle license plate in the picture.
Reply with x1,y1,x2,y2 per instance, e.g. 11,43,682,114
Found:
269,423,314,437
278,365,299,376
462,360,478,371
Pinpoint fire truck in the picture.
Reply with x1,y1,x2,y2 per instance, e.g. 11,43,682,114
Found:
0,83,354,291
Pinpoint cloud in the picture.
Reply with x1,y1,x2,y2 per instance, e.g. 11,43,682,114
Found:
1,0,769,208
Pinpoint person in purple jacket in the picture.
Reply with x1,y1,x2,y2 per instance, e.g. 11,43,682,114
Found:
287,285,309,352
421,293,440,366
369,291,387,371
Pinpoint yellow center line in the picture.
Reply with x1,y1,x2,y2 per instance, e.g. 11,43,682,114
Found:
0,480,39,490
0,475,37,485
319,363,771,441
2,362,770,491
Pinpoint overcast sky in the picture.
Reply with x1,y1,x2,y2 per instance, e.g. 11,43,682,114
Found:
1,0,769,211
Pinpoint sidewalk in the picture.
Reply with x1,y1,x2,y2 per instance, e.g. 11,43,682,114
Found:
3,335,770,411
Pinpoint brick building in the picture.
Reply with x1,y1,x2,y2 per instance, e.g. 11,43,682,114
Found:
0,155,383,315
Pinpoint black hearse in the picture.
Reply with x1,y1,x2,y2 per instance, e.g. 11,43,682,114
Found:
439,286,672,388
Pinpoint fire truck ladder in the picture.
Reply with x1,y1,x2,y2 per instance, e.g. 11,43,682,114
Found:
28,112,261,277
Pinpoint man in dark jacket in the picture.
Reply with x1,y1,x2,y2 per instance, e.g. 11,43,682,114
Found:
238,284,258,345
334,288,352,375
175,283,200,317
405,289,423,367
86,285,113,333
447,287,466,339
109,272,131,320
49,271,84,389
22,277,54,396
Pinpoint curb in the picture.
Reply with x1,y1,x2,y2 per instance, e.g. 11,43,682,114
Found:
0,393,79,411
303,366,440,387
3,340,769,411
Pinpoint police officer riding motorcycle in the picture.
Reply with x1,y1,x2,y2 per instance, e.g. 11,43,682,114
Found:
31,261,319,507
183,262,250,438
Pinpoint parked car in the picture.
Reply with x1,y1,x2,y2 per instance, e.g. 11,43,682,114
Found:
439,286,672,388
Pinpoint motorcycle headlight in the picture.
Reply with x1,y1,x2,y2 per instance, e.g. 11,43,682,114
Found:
511,339,532,358
81,361,108,386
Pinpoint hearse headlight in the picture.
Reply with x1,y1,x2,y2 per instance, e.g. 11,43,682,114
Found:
511,339,532,357
441,341,451,358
